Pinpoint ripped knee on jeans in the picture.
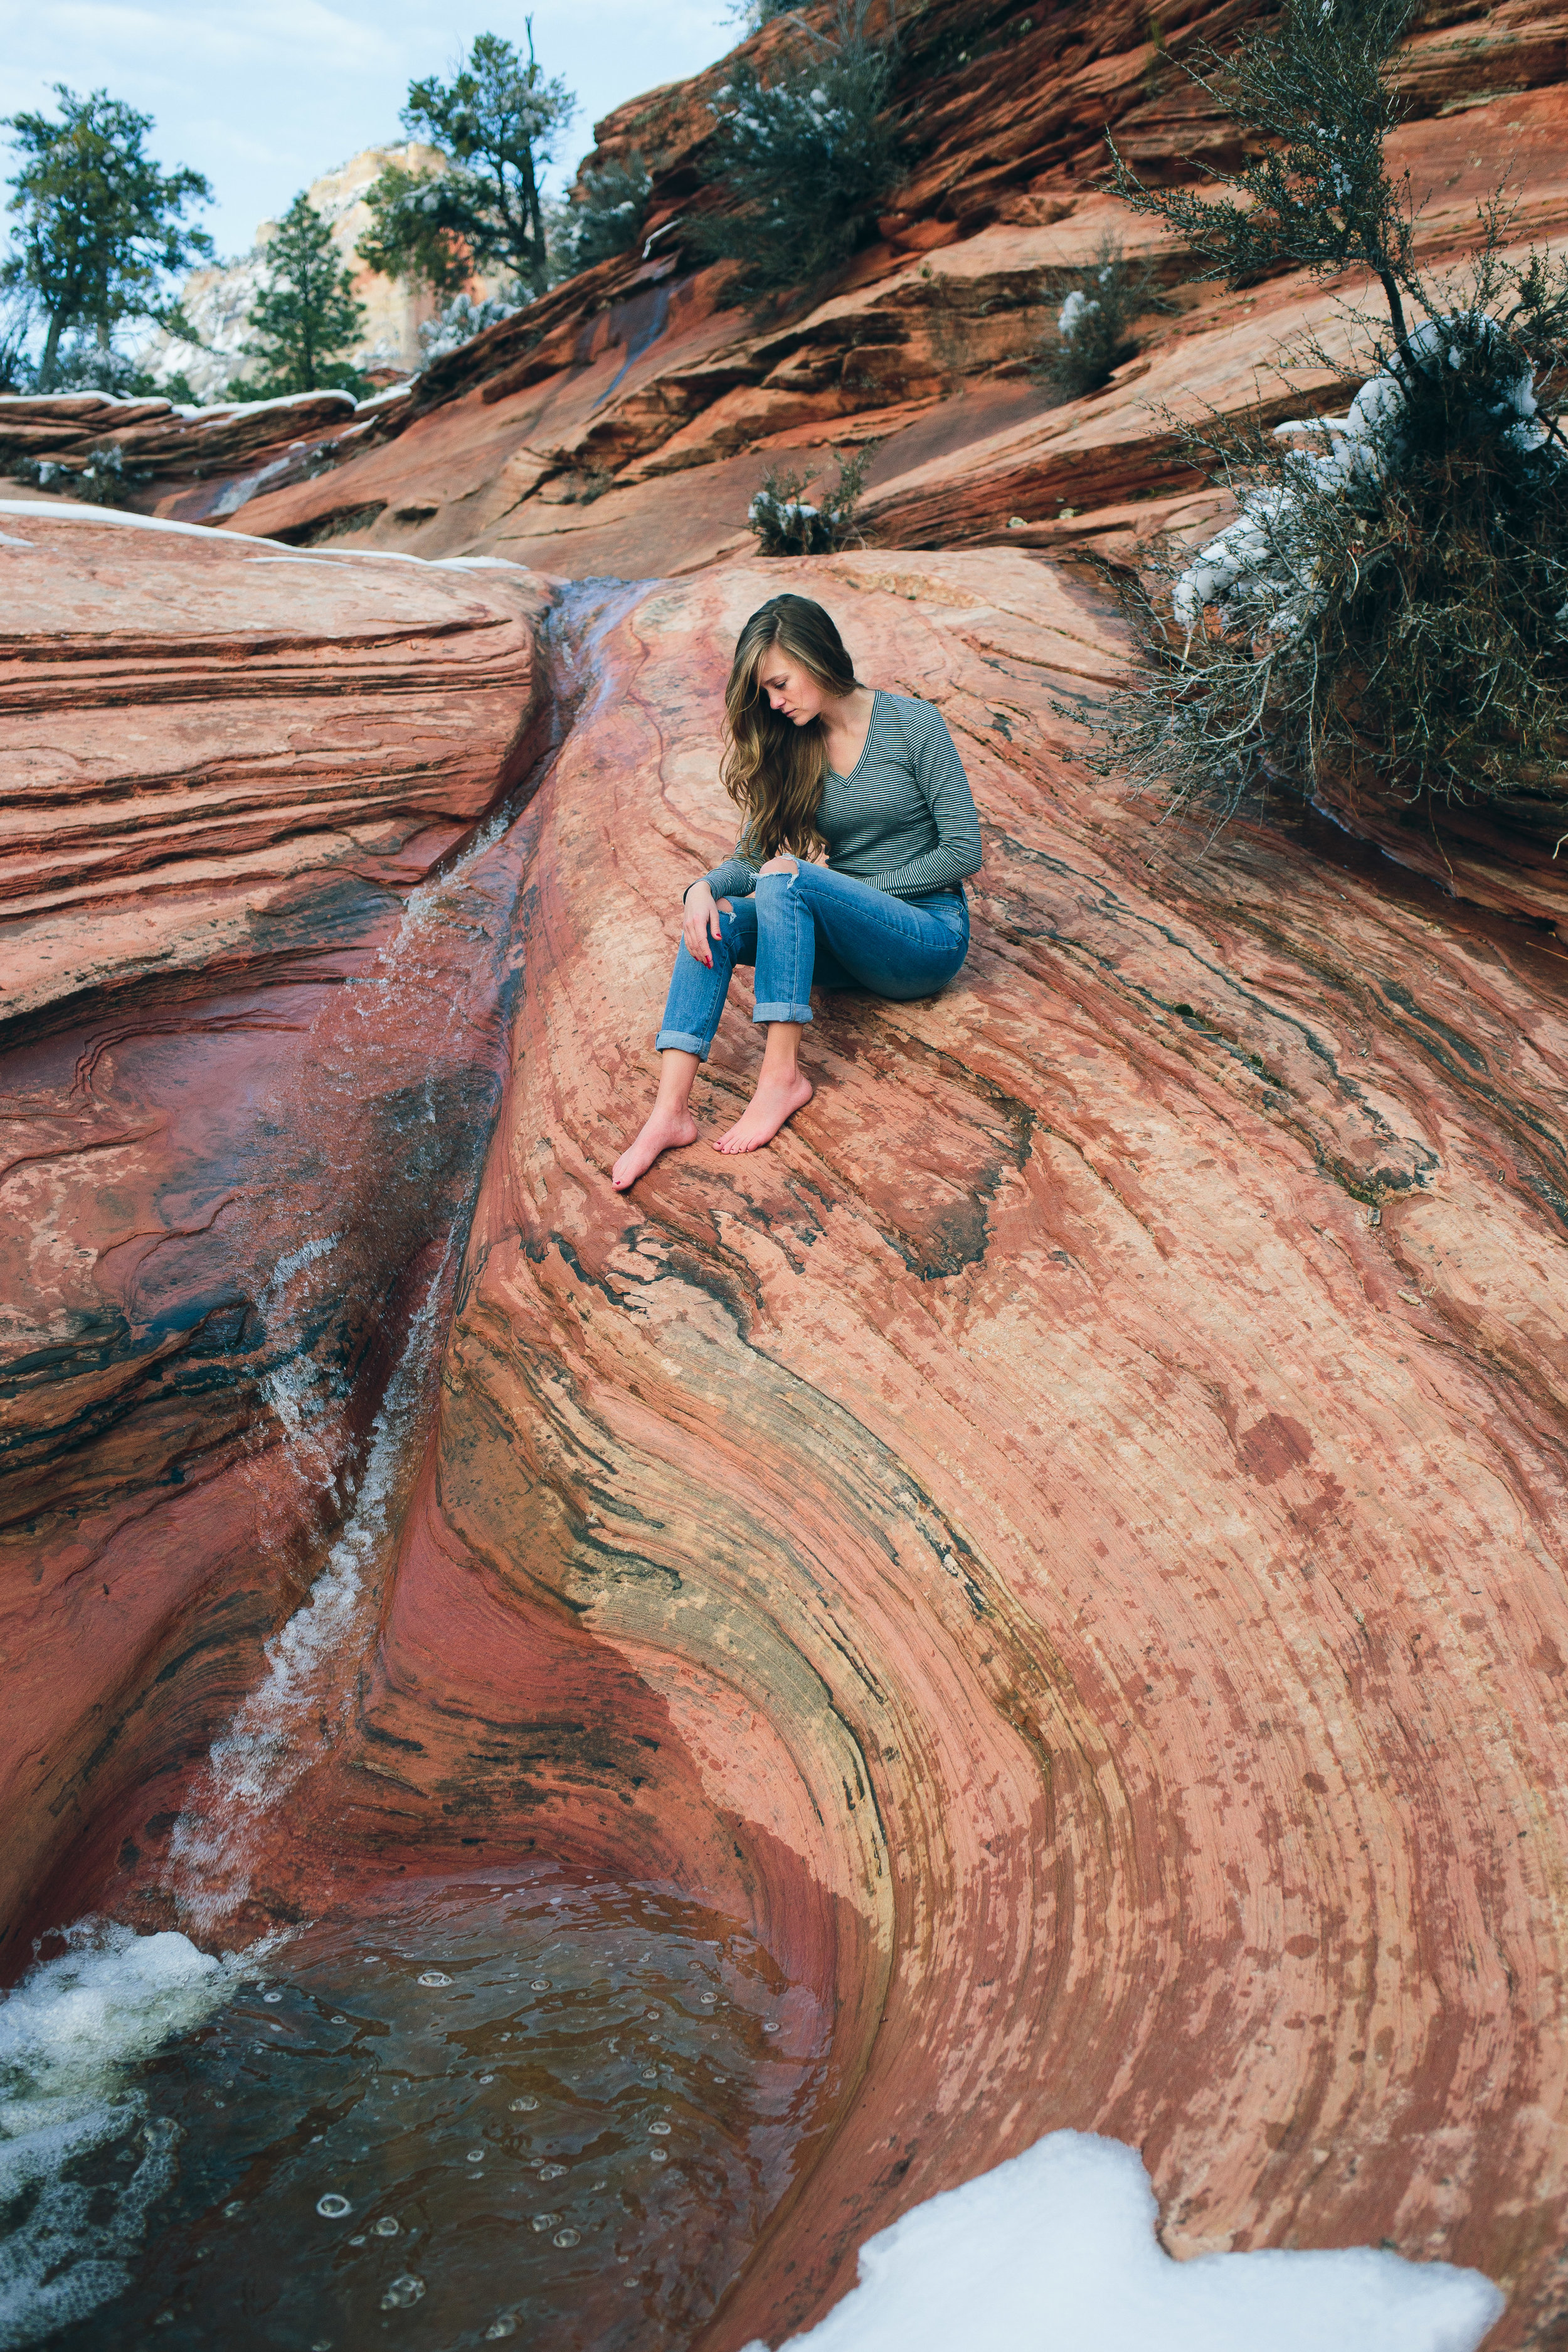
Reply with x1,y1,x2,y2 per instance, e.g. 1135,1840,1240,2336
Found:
718,898,733,914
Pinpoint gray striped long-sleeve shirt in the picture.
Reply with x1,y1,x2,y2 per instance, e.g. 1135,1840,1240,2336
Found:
703,690,982,903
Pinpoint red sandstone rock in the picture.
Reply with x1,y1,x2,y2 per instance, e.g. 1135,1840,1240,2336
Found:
367,550,1568,2350
14,539,1564,2343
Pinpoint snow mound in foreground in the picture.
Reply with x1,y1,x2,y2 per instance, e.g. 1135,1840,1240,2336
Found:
746,2131,1503,2352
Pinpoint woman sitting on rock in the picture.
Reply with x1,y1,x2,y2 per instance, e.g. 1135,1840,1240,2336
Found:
613,592,982,1190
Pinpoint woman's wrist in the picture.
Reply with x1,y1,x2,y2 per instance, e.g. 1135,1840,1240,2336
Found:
682,876,714,905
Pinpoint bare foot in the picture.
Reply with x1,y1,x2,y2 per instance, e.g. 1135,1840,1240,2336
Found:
612,1105,699,1190
714,1071,814,1155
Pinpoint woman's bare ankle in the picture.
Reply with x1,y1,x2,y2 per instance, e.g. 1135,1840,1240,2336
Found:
612,1061,700,1190
713,1066,813,1155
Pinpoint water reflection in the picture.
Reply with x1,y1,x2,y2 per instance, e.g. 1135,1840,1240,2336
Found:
47,1866,828,2351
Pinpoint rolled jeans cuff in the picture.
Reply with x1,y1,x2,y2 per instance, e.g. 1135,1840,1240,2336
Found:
752,999,813,1027
655,1026,711,1058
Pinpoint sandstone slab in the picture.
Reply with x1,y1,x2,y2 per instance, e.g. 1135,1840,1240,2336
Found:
66,544,1557,2351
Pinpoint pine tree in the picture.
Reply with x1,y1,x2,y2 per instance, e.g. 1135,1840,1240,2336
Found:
358,29,575,302
1,85,211,391
236,193,369,400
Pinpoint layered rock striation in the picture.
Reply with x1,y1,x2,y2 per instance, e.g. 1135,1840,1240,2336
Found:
8,512,1568,2347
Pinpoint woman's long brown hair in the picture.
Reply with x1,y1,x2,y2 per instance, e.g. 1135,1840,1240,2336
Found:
722,595,859,863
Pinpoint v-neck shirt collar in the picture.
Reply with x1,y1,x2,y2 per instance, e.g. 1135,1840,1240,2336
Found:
826,689,881,785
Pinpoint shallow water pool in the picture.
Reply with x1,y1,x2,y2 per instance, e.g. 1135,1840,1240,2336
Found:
39,1866,829,2351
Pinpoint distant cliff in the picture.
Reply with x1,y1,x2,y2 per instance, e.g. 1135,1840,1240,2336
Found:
126,143,507,398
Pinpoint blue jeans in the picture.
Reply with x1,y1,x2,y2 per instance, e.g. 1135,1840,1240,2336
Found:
655,864,970,1057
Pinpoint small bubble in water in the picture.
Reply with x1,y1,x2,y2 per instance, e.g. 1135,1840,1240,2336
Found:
263,1991,283,2004
349,2235,366,2246
531,1978,551,1991
467,2149,486,2164
486,2323,517,2341
373,2217,400,2237
648,2122,670,2137
479,2073,495,2083
316,2194,352,2219
381,2275,425,2309
418,1970,452,1988
538,2162,566,2180
330,2013,348,2025
650,2148,669,2164
640,2068,657,2082
509,2095,538,2112
763,2022,780,2033
553,2228,581,2247
644,2007,661,2019
530,2212,562,2232
223,2201,244,2218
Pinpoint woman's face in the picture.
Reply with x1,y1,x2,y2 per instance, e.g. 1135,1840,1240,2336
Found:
755,646,830,726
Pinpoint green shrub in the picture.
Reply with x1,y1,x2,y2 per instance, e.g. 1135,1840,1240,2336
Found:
748,443,879,554
1088,248,1568,826
1089,0,1568,837
1031,239,1171,398
565,152,653,273
695,1,904,314
13,440,147,505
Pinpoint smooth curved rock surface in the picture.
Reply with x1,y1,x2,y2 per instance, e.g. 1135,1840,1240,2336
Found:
8,532,1568,2349
355,549,1568,2351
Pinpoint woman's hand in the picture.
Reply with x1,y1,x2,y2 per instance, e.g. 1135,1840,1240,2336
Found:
757,854,799,879
683,877,726,969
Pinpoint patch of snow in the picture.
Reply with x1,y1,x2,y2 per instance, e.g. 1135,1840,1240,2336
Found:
744,2133,1503,2352
1058,289,1101,341
0,391,162,413
196,388,358,420
0,501,531,573
354,383,416,411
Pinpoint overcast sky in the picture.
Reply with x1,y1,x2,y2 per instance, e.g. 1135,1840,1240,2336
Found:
0,0,737,261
